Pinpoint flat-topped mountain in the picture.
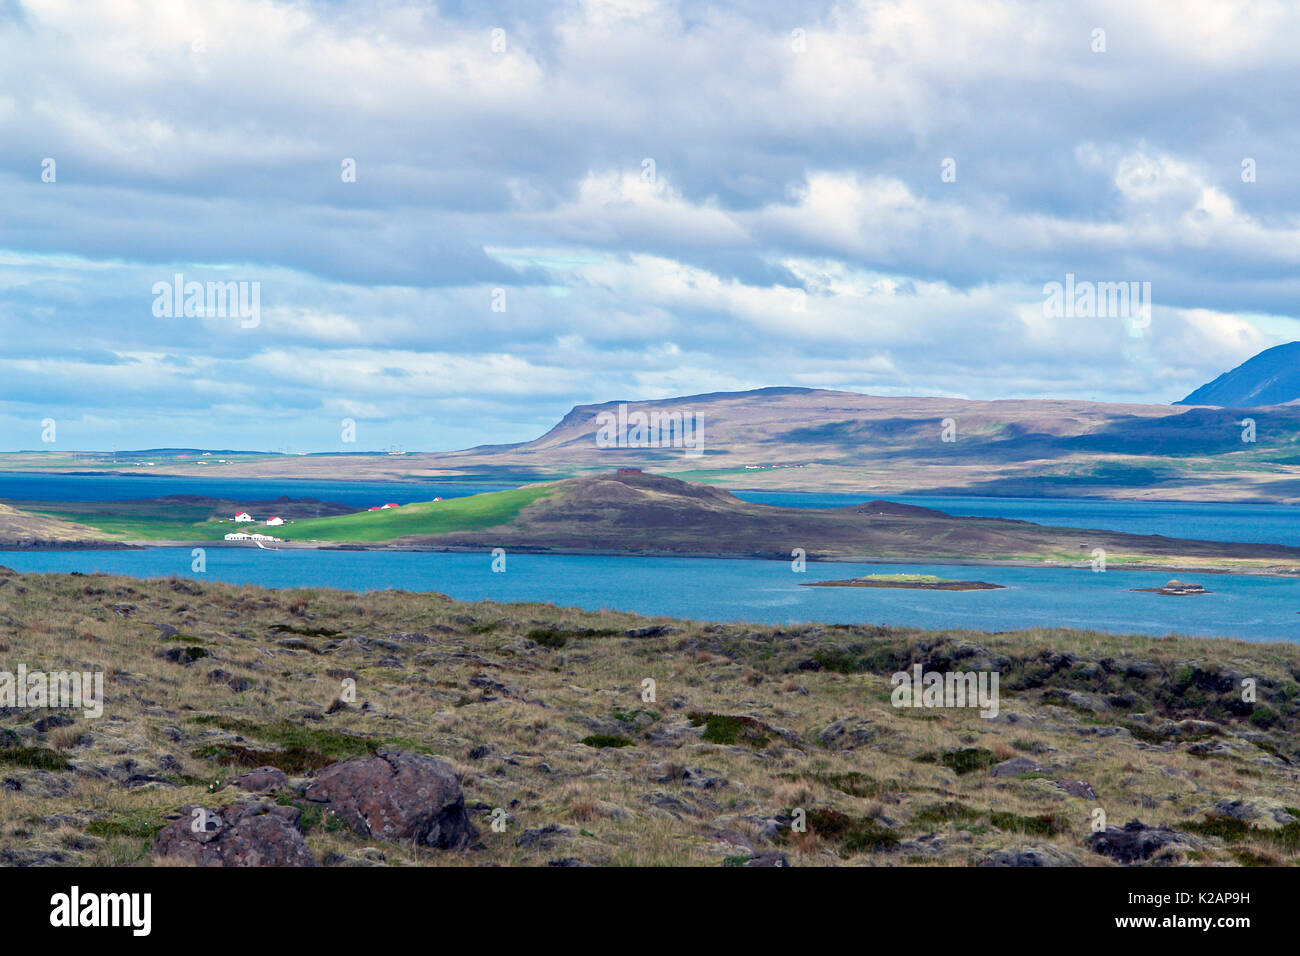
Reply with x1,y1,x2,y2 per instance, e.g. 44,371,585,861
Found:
1178,341,1300,408
501,387,1196,465
422,386,1300,500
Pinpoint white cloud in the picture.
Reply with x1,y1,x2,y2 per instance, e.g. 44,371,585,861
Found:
3,0,1300,448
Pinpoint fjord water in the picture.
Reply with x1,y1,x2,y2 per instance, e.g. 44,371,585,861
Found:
0,473,510,507
2,547,1299,643
736,490,1300,546
2,472,1295,545
4,474,1300,641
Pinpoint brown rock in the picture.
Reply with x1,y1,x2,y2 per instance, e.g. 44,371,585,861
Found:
153,802,315,867
990,756,1045,778
1054,779,1097,799
302,752,476,849
219,767,289,796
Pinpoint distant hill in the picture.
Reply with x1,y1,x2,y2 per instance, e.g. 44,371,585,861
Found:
13,384,1300,502
1178,342,1300,407
327,471,1300,568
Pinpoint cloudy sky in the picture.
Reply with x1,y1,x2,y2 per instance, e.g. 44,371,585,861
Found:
2,0,1299,452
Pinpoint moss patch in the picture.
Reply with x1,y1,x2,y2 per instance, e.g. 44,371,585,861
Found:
989,810,1067,837
785,770,889,798
791,807,899,856
912,801,981,826
688,712,774,748
938,747,995,775
86,809,170,839
0,746,70,770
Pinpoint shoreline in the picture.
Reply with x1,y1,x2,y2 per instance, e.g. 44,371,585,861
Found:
802,577,1004,590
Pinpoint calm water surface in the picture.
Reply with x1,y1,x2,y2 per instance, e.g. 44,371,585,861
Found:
1,547,1297,643
3,474,1300,640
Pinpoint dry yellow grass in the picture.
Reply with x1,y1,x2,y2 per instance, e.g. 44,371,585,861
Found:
0,566,1297,867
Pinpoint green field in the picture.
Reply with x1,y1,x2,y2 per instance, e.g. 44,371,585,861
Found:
15,484,556,543
280,484,556,542
859,573,951,584
24,501,235,541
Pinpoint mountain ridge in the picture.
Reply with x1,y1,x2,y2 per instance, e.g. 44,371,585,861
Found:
1178,342,1300,407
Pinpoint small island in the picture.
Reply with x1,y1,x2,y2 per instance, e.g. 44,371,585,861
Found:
801,573,1004,591
1132,578,1211,596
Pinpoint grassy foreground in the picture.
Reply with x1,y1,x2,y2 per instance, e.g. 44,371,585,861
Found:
2,567,1299,867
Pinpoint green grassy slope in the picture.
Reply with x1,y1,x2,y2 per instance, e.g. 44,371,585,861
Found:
25,503,233,541
280,484,556,542
17,485,555,543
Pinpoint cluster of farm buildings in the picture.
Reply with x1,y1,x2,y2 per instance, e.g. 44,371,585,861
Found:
220,501,409,543
225,510,284,542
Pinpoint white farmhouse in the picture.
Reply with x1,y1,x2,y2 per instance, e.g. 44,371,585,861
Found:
234,512,253,522
265,516,285,526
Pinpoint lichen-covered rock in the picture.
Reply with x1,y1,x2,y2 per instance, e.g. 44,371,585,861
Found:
302,752,476,849
818,717,876,750
219,766,288,796
1054,779,1097,799
1086,819,1199,864
978,844,1079,867
153,802,315,867
990,756,1045,778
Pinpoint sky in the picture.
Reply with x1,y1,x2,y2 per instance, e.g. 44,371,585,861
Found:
3,0,1300,452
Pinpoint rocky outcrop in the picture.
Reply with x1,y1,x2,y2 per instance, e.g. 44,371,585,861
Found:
302,752,476,849
1086,820,1199,864
978,845,1080,867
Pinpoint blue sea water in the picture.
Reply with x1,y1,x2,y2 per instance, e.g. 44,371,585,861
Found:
3,470,1296,546
0,472,508,507
3,473,1300,640
1,547,1297,643
735,490,1300,546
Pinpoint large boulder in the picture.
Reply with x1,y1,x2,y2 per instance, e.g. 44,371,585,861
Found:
153,802,316,867
303,752,476,849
